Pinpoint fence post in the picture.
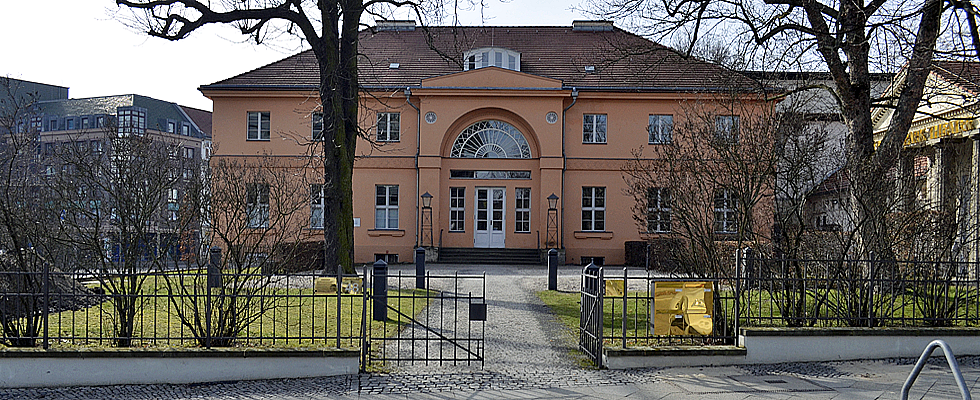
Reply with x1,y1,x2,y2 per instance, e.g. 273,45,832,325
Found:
622,267,627,349
415,247,426,289
548,249,559,290
868,252,876,328
42,261,50,350
206,247,221,349
372,259,388,321
335,264,343,348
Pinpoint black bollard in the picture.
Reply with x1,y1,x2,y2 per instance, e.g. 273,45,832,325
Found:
208,247,222,288
548,249,559,291
372,259,388,321
415,247,426,289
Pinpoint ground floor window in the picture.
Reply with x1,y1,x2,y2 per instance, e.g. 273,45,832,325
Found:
246,183,270,228
515,187,530,232
714,188,737,234
311,184,324,229
582,186,605,231
647,187,670,233
375,184,398,229
450,187,465,232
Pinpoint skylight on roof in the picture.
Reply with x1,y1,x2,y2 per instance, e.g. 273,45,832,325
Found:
464,47,521,72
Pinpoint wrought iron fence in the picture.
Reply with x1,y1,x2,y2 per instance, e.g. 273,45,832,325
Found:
579,251,980,364
0,266,366,349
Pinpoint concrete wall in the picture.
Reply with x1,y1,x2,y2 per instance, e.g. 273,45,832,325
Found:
603,328,980,369
0,349,359,388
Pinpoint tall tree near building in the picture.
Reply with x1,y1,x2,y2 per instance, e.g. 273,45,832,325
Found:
586,0,980,259
115,0,470,272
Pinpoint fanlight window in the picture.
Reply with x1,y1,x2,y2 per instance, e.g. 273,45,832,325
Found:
451,120,532,159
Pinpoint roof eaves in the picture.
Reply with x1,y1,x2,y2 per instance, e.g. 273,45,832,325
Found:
199,84,320,91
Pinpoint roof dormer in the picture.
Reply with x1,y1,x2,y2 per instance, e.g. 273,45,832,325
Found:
464,47,521,72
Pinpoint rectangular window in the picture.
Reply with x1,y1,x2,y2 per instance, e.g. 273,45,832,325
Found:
515,188,530,233
583,114,607,143
30,117,42,132
247,111,271,140
167,189,179,221
450,187,465,232
65,118,75,130
167,122,176,133
81,117,90,129
49,119,58,131
310,184,324,229
646,188,671,233
118,107,147,136
377,112,400,142
182,124,190,136
183,147,195,159
715,115,739,144
90,140,102,154
246,183,270,228
714,189,738,234
44,143,54,156
312,112,324,140
375,185,399,229
96,116,105,128
648,115,673,144
581,187,605,231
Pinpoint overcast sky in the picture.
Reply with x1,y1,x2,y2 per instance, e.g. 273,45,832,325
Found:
1,1,588,111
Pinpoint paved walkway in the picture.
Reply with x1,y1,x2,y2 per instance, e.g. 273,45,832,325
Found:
3,264,979,399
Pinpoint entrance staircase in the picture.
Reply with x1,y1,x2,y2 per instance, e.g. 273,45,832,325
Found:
437,247,542,265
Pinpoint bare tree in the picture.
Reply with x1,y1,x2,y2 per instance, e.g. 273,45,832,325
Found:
160,156,309,347
51,121,190,347
585,0,980,260
115,0,479,273
0,77,65,346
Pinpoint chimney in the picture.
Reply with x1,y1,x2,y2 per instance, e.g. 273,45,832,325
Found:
376,20,417,32
572,20,614,32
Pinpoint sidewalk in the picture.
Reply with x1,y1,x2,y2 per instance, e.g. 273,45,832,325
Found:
2,264,977,399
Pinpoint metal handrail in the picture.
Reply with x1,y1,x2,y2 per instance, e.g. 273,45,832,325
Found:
901,339,972,400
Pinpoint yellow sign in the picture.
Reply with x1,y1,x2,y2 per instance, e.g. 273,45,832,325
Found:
605,279,625,297
652,282,713,336
314,277,363,295
904,119,976,147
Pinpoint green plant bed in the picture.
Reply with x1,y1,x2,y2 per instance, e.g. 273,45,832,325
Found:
37,287,429,349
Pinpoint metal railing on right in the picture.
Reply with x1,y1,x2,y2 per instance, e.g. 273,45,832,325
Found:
902,340,973,400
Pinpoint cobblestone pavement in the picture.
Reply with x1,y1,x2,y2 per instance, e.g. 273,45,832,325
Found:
3,264,980,399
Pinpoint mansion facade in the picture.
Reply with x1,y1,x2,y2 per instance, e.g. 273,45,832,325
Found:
201,20,765,265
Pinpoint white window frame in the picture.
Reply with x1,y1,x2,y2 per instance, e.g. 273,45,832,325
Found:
648,115,673,144
714,188,738,234
118,108,146,137
167,188,179,221
247,111,271,141
310,184,324,229
583,114,607,143
246,183,270,228
515,187,530,233
450,187,465,232
312,112,324,141
375,184,399,229
167,121,176,133
646,187,671,233
582,186,605,231
715,115,739,144
182,124,190,136
377,112,400,142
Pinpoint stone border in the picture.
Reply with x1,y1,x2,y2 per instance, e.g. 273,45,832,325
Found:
0,348,359,388
603,328,980,369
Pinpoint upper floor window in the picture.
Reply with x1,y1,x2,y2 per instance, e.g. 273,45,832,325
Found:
648,115,673,144
247,111,271,141
182,124,190,136
65,118,75,130
81,117,90,130
715,115,739,144
312,112,324,141
463,47,521,71
118,107,147,137
451,120,532,158
377,112,400,142
167,121,176,133
310,184,324,229
583,114,607,143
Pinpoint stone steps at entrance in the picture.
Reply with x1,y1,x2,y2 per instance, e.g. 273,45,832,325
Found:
437,247,542,265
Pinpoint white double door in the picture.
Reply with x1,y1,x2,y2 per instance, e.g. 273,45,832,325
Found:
474,187,505,248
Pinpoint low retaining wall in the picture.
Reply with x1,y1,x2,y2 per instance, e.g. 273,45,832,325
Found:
0,348,359,388
603,328,980,369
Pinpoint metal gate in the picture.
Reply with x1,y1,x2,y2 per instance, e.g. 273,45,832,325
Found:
580,263,603,368
362,261,486,371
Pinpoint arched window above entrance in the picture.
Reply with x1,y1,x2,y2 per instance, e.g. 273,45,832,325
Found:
450,120,532,159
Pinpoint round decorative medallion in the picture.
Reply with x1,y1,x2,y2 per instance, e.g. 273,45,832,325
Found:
424,111,437,124
546,111,558,124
